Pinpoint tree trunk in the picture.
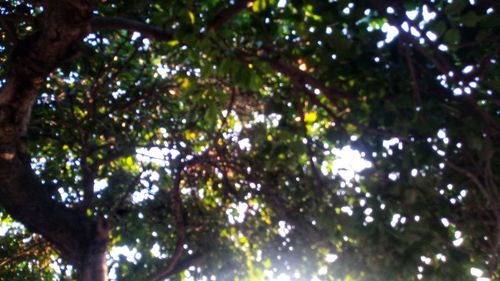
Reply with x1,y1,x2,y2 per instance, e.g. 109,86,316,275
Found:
80,252,108,281
79,238,109,281
0,154,110,281
79,218,110,281
0,1,108,279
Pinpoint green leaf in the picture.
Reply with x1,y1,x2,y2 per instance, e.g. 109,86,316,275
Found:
304,111,317,123
167,39,180,46
462,11,483,27
443,28,460,45
252,0,267,13
187,10,196,24
430,20,447,37
445,0,467,15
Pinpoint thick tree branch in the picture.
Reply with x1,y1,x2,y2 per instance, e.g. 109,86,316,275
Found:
0,1,95,141
0,15,20,43
90,17,173,41
0,155,97,263
207,0,253,31
90,0,252,39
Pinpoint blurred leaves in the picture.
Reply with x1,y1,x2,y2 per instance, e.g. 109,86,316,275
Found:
1,0,499,280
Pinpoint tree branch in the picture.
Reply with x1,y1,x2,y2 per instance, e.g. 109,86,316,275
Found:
90,0,252,40
252,51,347,104
89,17,173,41
145,162,186,281
145,253,205,281
207,0,253,31
0,236,47,267
400,42,422,108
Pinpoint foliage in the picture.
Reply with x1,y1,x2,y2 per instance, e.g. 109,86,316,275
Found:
0,0,499,280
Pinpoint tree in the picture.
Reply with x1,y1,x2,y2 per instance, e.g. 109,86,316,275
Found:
0,0,498,280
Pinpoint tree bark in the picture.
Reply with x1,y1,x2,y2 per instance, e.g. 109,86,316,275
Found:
80,248,108,281
79,219,110,281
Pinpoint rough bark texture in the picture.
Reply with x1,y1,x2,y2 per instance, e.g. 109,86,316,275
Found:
0,1,109,280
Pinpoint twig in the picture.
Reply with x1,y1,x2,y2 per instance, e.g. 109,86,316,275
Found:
447,160,499,220
401,42,422,108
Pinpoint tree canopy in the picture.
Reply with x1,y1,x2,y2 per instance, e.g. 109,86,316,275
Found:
0,0,499,280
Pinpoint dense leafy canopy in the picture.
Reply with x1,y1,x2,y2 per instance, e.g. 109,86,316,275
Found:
0,0,499,280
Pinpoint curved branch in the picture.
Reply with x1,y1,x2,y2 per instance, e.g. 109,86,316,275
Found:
207,0,253,31
145,253,205,281
90,0,252,39
254,52,347,104
145,164,186,281
89,17,173,41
